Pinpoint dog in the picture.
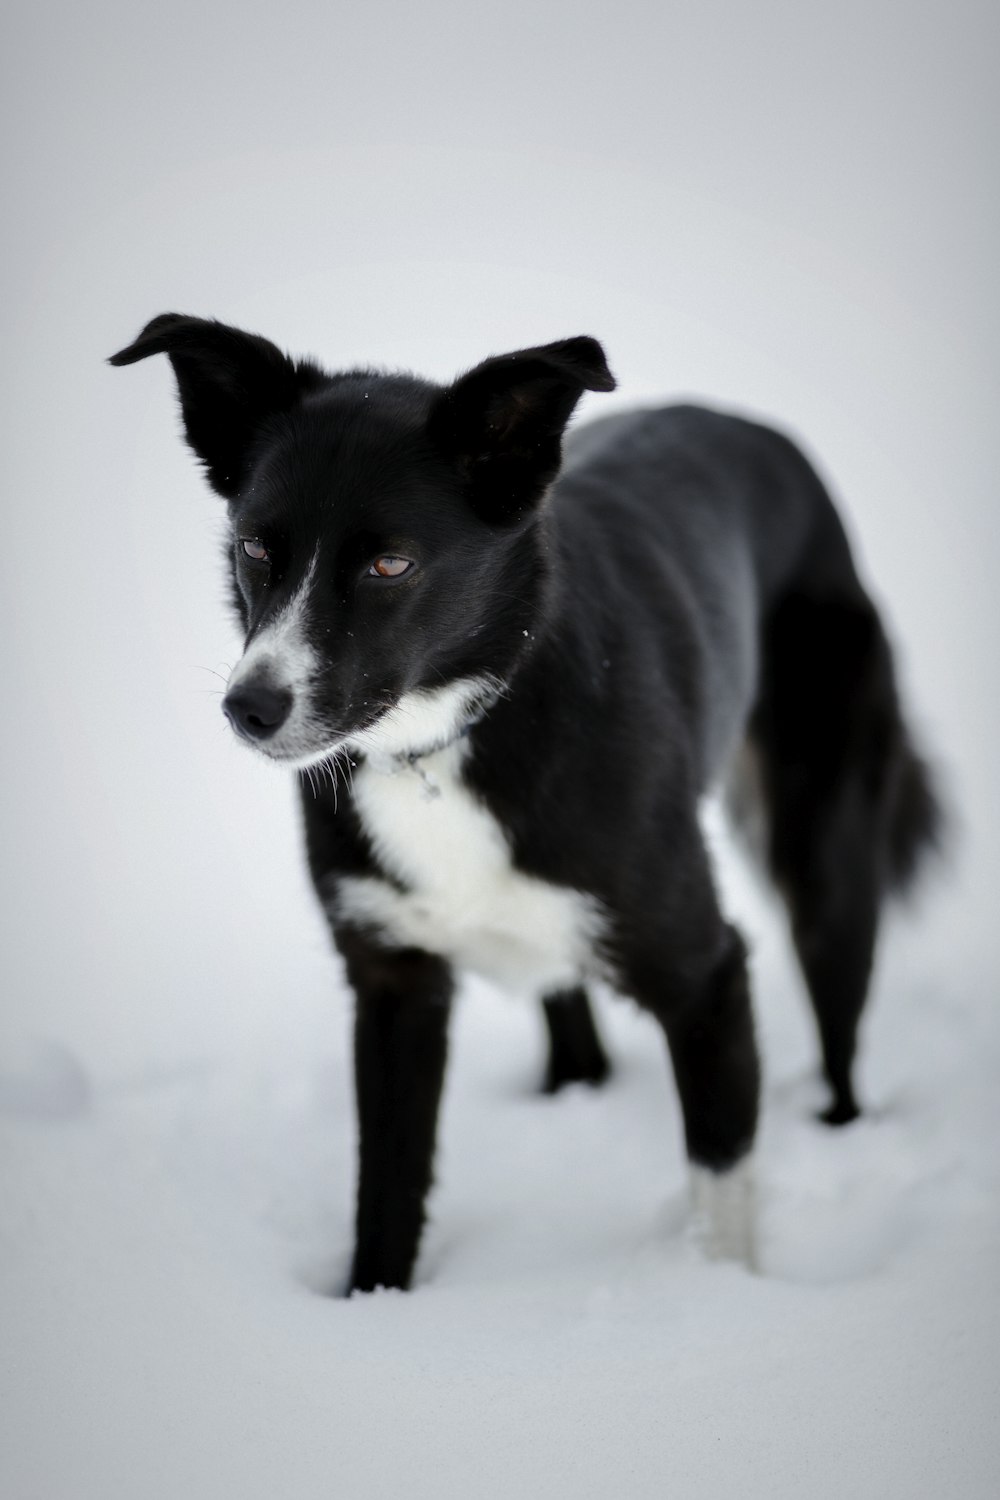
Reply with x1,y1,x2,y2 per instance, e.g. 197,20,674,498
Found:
110,315,940,1291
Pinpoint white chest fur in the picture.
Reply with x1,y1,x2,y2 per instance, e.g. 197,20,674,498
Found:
330,741,605,996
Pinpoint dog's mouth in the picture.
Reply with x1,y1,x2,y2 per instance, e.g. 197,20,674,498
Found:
221,674,503,770
254,735,355,770
221,679,392,766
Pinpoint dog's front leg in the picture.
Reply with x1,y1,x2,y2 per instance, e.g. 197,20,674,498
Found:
623,898,761,1269
337,928,453,1294
660,926,760,1268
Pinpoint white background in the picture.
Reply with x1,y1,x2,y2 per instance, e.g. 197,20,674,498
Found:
2,3,998,1496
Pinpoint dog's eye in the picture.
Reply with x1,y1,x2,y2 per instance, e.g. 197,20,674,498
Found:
368,556,414,579
241,539,270,564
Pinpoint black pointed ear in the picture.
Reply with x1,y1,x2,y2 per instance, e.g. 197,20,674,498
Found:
108,314,326,497
427,337,616,523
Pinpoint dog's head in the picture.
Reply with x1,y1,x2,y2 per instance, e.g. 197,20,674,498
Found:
110,315,615,767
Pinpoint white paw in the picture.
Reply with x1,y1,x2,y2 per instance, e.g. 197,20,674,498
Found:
690,1157,758,1270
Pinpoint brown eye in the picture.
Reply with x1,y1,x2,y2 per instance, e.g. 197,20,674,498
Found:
241,539,270,563
369,556,414,579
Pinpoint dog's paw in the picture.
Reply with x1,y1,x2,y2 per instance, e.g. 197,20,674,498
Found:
817,1096,861,1128
690,1157,758,1271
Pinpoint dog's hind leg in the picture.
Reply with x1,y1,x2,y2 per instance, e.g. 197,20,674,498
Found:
750,589,933,1125
772,788,878,1127
540,986,610,1093
337,929,453,1293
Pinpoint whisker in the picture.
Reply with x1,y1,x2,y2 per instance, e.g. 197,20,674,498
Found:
194,663,234,687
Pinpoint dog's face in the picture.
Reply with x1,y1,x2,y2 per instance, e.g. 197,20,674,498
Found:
218,381,532,767
110,316,614,767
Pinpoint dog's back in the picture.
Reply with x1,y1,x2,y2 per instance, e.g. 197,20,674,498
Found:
559,401,938,892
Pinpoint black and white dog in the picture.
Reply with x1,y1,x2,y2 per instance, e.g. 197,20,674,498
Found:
111,315,939,1291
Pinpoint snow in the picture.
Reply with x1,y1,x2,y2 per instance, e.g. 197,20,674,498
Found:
3,1,999,1496
4,808,998,1497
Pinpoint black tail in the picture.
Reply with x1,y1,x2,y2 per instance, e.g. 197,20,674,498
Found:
884,737,943,897
749,584,942,1122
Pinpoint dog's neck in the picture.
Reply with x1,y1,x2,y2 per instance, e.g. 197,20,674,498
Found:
344,676,501,779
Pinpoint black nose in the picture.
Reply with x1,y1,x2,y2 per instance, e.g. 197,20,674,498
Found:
222,684,293,742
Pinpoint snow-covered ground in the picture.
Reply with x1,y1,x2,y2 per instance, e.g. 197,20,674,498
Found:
4,830,999,1498
3,3,998,1496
